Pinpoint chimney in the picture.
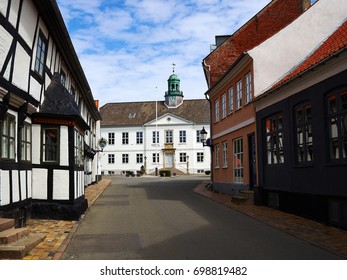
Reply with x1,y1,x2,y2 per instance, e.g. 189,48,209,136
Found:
302,0,312,11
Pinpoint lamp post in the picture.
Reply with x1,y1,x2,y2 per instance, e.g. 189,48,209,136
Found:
144,156,147,174
200,127,208,147
186,155,189,174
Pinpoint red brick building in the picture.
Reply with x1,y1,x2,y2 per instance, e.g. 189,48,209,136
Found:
202,0,312,195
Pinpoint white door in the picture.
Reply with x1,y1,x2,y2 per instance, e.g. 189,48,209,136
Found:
165,154,174,168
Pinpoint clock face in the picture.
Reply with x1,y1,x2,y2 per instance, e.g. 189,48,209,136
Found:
169,96,176,106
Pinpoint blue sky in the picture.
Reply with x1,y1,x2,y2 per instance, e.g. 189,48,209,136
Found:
56,0,271,106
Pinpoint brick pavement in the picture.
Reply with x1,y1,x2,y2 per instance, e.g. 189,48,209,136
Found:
23,179,111,260
194,181,347,259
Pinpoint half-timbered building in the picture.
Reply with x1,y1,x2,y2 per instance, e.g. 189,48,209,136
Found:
0,0,101,225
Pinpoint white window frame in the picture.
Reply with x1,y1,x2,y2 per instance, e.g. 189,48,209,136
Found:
214,99,220,122
245,72,252,104
236,80,242,110
228,87,234,114
233,138,243,183
221,93,226,119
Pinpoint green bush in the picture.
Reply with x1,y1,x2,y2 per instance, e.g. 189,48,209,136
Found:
159,170,171,177
205,170,211,175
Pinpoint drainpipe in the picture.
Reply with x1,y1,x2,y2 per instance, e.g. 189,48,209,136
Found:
204,92,213,186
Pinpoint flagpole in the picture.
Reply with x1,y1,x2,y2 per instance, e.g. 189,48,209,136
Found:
155,86,158,175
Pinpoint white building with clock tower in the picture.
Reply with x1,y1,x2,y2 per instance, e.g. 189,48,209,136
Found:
99,69,211,176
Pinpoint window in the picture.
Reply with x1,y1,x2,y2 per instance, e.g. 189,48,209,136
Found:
122,154,129,164
34,32,47,77
74,130,83,166
20,122,31,162
233,138,243,183
122,132,129,144
136,153,143,163
265,114,284,164
197,152,204,162
180,153,187,163
228,87,234,114
236,80,242,110
108,154,115,164
165,130,173,144
179,130,186,143
152,131,159,144
196,130,202,143
245,72,252,104
42,127,59,163
108,132,115,145
60,70,66,86
223,142,228,167
1,114,15,160
221,93,227,119
136,132,143,144
214,99,219,122
327,91,347,160
152,153,159,163
215,144,220,168
295,104,313,163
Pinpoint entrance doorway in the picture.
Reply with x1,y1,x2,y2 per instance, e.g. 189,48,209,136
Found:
165,153,174,168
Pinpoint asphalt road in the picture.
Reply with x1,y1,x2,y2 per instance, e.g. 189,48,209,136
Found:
61,175,340,260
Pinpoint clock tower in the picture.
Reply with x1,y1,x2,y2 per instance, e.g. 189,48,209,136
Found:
165,63,184,107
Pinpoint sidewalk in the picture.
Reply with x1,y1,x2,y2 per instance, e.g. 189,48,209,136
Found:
23,179,112,260
22,178,347,260
194,181,347,259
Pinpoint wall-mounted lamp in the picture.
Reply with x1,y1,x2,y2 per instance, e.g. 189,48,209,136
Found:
200,127,210,147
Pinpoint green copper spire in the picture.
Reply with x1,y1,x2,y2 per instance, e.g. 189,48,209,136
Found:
165,63,184,107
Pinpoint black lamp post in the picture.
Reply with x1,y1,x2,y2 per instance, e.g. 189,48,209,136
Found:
200,127,208,147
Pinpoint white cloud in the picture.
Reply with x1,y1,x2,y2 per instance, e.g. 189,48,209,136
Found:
56,0,271,105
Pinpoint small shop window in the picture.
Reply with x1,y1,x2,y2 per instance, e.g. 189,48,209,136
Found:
295,104,313,163
1,114,15,160
327,91,347,160
21,122,32,162
42,127,59,163
265,114,284,164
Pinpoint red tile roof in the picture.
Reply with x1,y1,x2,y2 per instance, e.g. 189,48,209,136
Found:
270,19,347,90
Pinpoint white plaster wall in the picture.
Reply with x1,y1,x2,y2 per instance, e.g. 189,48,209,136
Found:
248,0,347,96
20,170,27,200
12,170,19,203
29,76,42,101
18,0,37,46
53,170,69,200
0,27,13,76
0,1,8,16
74,171,84,199
13,44,30,91
32,169,47,199
0,170,10,206
27,170,32,198
8,0,20,28
60,126,69,166
32,124,41,164
101,123,211,174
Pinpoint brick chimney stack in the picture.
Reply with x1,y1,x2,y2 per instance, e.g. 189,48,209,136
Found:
302,0,312,11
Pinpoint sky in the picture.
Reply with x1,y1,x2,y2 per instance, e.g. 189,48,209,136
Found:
56,0,271,106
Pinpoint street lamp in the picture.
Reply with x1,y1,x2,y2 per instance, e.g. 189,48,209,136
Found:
186,155,189,174
200,127,208,147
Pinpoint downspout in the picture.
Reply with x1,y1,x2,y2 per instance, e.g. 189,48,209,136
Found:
204,92,213,186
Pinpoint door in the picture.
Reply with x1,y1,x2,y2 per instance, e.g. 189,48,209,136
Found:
165,153,174,168
248,134,256,190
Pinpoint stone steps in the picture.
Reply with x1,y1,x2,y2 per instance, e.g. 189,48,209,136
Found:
231,190,254,205
0,218,45,259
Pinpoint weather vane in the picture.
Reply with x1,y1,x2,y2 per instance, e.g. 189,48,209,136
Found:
172,62,176,73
